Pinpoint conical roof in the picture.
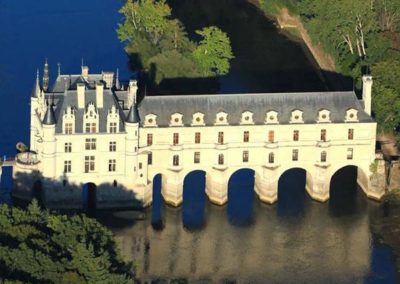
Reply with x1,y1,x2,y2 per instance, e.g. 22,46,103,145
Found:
126,104,140,123
31,69,41,98
42,102,56,125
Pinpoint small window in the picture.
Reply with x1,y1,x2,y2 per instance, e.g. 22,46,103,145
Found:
243,151,249,162
139,163,142,169
64,123,73,134
293,130,299,141
147,133,153,146
320,129,327,142
292,149,299,161
85,138,96,150
321,151,327,162
64,161,71,173
108,159,116,172
195,132,201,144
194,152,200,164
268,131,275,143
148,152,153,165
173,155,179,166
268,152,275,164
109,141,116,152
347,148,353,160
173,133,179,145
84,156,95,173
243,131,250,143
64,142,72,153
85,123,96,133
218,132,224,144
109,122,117,133
218,154,224,165
348,129,354,140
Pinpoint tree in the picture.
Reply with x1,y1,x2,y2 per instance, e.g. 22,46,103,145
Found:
0,201,134,283
193,26,235,76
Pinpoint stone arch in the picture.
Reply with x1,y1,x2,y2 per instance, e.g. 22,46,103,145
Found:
82,182,97,211
329,164,369,197
278,167,314,199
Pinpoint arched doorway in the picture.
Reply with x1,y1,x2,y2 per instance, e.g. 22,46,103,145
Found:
182,170,206,229
227,168,255,226
151,174,164,230
82,183,96,212
329,166,367,217
277,168,308,217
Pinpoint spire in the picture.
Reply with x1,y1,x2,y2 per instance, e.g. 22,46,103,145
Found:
125,103,140,123
57,63,61,77
43,58,49,92
32,69,41,98
115,68,121,90
42,100,56,125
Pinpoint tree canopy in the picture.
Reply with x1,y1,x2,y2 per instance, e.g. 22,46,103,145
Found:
118,0,234,85
0,201,134,283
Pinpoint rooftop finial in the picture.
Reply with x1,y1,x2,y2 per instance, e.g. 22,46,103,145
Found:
43,58,49,92
32,68,41,98
115,68,121,90
57,63,61,77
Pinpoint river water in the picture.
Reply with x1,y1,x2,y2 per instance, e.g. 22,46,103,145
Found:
0,1,397,283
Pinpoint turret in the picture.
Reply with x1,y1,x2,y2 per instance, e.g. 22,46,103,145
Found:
362,75,373,116
42,102,56,178
125,101,140,181
30,70,41,151
43,59,49,92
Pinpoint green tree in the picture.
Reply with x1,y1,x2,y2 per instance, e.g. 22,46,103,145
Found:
193,26,235,76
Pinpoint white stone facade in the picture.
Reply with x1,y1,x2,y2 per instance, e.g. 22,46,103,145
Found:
12,66,383,209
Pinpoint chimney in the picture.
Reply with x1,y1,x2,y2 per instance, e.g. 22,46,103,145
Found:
81,66,89,80
96,82,104,108
77,83,85,109
127,80,138,109
102,72,114,88
362,75,373,116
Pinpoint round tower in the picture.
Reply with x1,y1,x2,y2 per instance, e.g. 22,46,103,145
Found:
42,102,56,178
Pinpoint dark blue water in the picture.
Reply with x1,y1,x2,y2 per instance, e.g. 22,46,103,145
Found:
0,1,397,282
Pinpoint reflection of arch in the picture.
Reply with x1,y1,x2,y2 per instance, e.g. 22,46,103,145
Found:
82,182,96,211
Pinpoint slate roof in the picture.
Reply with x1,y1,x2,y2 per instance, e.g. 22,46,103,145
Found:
138,91,374,126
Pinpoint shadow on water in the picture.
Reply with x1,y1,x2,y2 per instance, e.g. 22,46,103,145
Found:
151,174,165,231
182,171,206,230
227,169,255,226
277,168,306,217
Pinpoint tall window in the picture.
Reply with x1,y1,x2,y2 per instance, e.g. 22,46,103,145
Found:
64,142,72,153
173,155,179,166
218,154,224,165
147,133,153,146
148,152,153,165
64,123,73,134
64,161,71,173
85,122,96,133
218,132,224,144
243,131,250,143
195,132,201,144
108,159,116,172
320,129,327,142
348,128,354,140
109,141,116,152
85,138,96,150
268,152,275,164
109,122,117,133
84,156,95,173
292,149,299,161
243,151,249,162
268,130,275,143
321,151,327,162
173,133,179,145
293,130,299,141
194,152,200,164
347,148,353,160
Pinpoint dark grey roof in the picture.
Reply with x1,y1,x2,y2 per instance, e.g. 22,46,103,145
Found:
126,105,140,123
31,70,41,98
51,74,104,93
42,103,56,125
138,91,374,126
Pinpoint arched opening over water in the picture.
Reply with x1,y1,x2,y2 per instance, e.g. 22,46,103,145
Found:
82,182,96,212
277,168,309,217
182,170,207,230
151,173,164,230
329,166,368,217
227,168,255,226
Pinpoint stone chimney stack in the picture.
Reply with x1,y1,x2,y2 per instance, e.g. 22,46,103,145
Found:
77,83,85,109
127,80,138,109
362,75,373,116
96,82,104,109
81,66,89,80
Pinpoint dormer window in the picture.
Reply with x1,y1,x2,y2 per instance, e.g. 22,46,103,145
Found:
170,113,183,126
215,112,228,125
83,102,99,133
192,112,205,126
290,110,304,123
63,105,75,134
144,114,157,127
345,109,358,122
265,111,279,124
318,109,331,123
107,105,119,133
240,111,254,125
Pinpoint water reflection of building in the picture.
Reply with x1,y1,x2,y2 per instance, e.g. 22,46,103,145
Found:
13,62,382,208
